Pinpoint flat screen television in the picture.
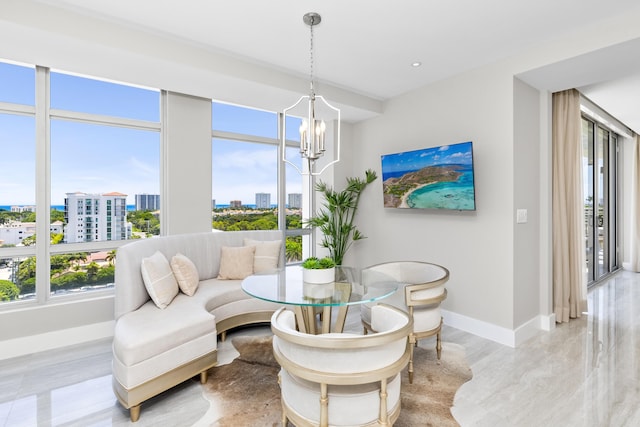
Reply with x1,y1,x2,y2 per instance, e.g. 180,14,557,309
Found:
381,141,476,210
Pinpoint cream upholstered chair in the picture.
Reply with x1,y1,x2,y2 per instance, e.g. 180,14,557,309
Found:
361,261,449,384
271,304,412,427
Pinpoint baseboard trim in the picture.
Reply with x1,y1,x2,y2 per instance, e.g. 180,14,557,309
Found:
0,320,114,361
443,310,552,348
513,316,542,347
442,309,516,347
539,313,556,332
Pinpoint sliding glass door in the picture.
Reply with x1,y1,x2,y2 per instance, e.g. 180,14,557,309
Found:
582,117,619,285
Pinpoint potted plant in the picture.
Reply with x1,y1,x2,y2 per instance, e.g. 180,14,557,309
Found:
306,169,377,266
301,256,336,284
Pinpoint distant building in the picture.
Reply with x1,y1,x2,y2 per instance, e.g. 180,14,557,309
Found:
0,220,64,246
50,221,63,234
64,192,129,243
229,200,242,208
0,221,35,245
255,193,271,209
135,194,160,211
10,205,35,213
288,193,302,209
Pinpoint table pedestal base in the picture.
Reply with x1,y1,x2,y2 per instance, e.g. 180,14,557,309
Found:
294,305,350,334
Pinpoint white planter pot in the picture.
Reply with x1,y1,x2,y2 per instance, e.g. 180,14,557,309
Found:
303,267,335,284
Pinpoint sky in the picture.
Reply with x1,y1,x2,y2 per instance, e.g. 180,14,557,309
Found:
380,141,474,178
0,61,302,207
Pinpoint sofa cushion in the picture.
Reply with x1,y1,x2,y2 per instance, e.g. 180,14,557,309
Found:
217,245,255,280
244,238,282,273
113,294,216,367
112,328,217,389
170,253,199,296
141,251,179,308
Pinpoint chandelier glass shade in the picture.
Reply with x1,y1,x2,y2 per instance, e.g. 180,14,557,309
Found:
282,12,340,176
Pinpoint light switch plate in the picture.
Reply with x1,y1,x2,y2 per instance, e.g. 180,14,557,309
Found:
516,209,528,224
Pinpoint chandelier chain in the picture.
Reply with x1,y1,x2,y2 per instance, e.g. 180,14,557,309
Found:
309,21,315,95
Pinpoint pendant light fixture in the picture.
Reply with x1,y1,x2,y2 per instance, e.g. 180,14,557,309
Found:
282,12,340,176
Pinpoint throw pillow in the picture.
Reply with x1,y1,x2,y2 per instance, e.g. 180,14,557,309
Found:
170,253,199,296
141,251,179,309
217,245,256,280
243,238,282,273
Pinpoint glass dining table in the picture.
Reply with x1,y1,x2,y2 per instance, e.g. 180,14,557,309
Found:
241,265,398,334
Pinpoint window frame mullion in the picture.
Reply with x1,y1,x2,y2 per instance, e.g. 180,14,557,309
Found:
35,65,51,304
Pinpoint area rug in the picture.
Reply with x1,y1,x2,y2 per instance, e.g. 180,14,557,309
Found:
202,335,472,426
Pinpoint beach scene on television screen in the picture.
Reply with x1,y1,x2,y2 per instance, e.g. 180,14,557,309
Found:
381,141,476,210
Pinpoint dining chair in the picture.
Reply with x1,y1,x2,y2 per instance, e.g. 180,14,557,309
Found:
271,304,412,427
360,261,449,383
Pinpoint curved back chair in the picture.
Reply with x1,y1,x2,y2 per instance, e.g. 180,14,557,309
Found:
361,261,449,384
271,304,412,427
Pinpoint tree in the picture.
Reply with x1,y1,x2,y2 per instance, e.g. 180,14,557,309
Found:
0,279,19,301
127,210,160,235
285,238,302,262
17,257,36,283
86,261,100,278
21,235,36,246
51,209,65,223
22,212,36,222
106,250,116,266
51,233,64,244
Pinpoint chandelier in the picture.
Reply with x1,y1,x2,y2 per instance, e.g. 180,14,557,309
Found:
282,12,340,176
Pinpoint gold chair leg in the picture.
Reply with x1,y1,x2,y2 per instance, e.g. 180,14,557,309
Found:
278,372,287,426
379,378,389,426
220,331,227,342
436,330,442,360
320,383,329,427
408,335,416,384
130,404,141,422
200,370,208,384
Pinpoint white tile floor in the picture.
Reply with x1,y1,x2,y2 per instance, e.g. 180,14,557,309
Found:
450,270,640,427
1,270,639,426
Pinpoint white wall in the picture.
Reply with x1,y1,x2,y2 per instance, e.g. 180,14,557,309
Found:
352,64,518,336
0,296,114,359
162,92,213,235
513,78,542,332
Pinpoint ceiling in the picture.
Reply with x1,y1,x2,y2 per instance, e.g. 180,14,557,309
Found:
34,0,640,132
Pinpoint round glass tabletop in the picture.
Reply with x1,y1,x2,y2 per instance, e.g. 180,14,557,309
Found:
241,265,398,307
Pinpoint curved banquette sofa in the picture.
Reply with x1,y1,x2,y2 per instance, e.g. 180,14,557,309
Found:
112,230,283,421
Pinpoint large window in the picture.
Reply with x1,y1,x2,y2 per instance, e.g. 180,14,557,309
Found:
582,115,620,285
47,71,160,298
1,60,317,306
0,62,161,305
0,62,36,303
211,102,304,261
0,61,35,105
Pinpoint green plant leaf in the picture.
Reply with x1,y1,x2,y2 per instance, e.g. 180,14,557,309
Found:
307,169,377,265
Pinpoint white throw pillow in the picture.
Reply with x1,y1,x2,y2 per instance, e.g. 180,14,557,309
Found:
217,245,256,280
244,238,282,273
170,253,199,296
141,251,179,309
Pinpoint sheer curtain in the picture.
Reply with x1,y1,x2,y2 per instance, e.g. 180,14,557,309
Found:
552,89,588,323
627,135,640,272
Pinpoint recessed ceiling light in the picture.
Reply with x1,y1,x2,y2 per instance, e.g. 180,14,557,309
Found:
411,61,422,67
